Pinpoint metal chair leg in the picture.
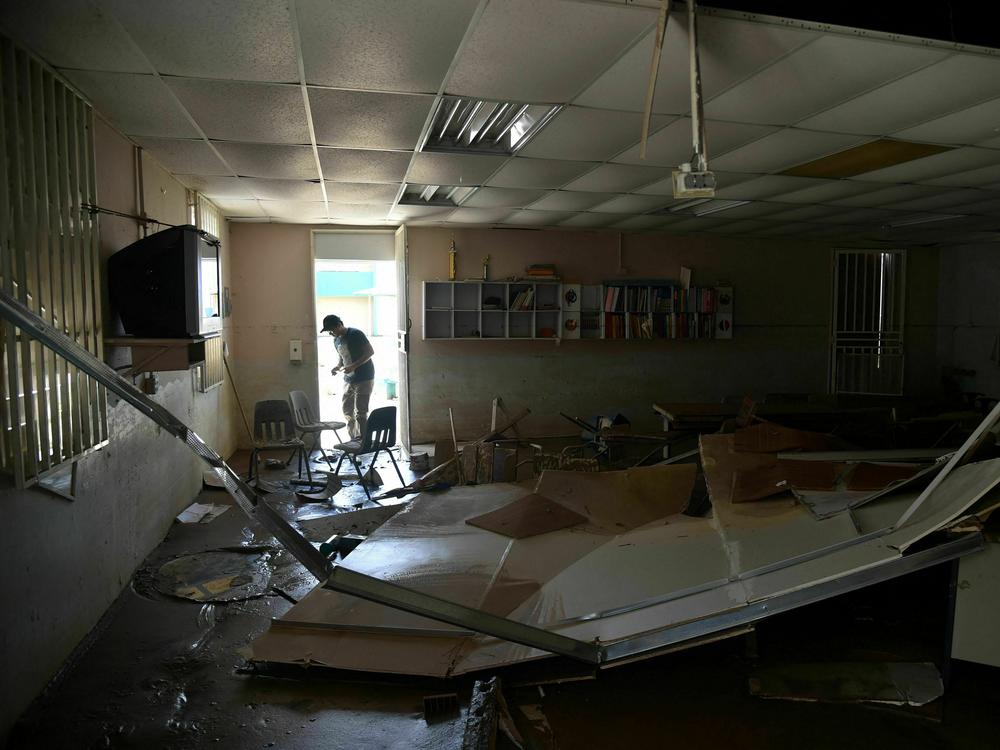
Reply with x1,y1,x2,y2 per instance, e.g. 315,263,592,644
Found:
347,453,371,501
388,450,405,485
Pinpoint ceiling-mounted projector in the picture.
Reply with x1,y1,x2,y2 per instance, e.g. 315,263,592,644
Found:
672,166,716,199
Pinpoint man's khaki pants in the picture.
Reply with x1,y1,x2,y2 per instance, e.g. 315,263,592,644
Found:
342,379,374,439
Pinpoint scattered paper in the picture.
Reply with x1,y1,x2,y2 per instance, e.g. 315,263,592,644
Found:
177,502,231,524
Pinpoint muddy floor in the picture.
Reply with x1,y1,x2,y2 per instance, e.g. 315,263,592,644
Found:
8,452,1000,749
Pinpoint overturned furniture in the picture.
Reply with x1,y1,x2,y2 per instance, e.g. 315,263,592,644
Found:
3,289,992,678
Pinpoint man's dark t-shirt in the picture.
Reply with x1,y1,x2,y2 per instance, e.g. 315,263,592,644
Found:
334,327,375,384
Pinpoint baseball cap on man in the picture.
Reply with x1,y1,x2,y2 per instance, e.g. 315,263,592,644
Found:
321,314,343,332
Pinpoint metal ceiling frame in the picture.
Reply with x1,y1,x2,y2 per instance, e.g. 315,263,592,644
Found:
0,288,987,668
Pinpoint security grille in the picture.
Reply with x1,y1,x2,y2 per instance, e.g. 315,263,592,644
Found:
0,36,108,487
831,249,906,395
194,193,224,392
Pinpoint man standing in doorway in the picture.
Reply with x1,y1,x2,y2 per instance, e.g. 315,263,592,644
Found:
322,314,375,440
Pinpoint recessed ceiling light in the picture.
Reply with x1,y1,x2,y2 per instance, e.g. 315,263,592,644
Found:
399,183,475,207
885,213,964,228
421,96,561,156
654,198,748,216
782,139,954,179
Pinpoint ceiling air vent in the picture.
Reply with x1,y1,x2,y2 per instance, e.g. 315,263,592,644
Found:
421,96,561,155
399,183,475,207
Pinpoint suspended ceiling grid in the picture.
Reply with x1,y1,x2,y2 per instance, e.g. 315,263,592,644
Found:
3,0,1000,244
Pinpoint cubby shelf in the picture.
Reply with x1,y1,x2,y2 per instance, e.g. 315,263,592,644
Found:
422,280,733,341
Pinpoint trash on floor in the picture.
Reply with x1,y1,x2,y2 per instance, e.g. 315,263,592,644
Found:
749,661,944,707
175,502,230,524
154,548,274,602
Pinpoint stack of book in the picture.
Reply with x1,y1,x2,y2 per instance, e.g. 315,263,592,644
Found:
510,288,535,310
525,264,557,279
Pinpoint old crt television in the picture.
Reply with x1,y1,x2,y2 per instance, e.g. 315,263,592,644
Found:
108,225,222,338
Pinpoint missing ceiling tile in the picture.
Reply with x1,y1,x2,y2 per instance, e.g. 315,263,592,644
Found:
781,139,954,179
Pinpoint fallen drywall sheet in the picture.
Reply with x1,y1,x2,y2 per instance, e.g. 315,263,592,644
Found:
6,288,985,677
466,493,589,538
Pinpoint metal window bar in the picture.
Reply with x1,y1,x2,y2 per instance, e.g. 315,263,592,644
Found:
831,249,906,396
0,36,107,487
194,193,224,392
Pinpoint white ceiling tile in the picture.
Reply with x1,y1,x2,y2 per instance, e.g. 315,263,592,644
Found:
767,179,886,205
810,207,898,225
175,175,255,198
318,149,411,183
502,210,574,226
63,71,198,138
575,14,815,114
882,188,985,213
105,0,297,82
309,89,432,149
132,137,230,175
240,178,324,201
447,207,515,224
828,184,942,207
327,203,391,221
211,198,266,217
854,147,1000,183
661,216,728,232
922,163,1000,188
519,107,668,161
611,215,676,231
212,143,318,179
703,219,774,235
589,195,669,214
614,118,778,166
407,152,507,185
297,0,478,92
713,175,824,200
705,36,945,125
325,182,400,204
634,170,760,196
462,187,548,208
762,204,857,222
699,201,789,219
561,164,672,193
557,213,629,228
259,201,328,220
168,79,309,143
799,55,1000,136
0,0,147,72
487,158,596,189
960,195,1000,215
711,129,866,174
389,204,455,222
448,0,653,102
894,97,1000,146
527,191,618,211
749,221,823,237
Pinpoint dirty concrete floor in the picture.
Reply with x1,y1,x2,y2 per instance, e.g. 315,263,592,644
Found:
9,452,1000,749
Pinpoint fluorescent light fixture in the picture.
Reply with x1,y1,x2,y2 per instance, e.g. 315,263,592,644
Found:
399,183,476,207
886,213,964,228
422,96,561,155
668,198,712,212
693,200,750,217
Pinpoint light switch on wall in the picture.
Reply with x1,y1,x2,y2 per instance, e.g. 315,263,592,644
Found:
289,339,302,362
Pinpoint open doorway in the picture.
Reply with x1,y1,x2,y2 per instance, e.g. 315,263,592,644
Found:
312,230,403,449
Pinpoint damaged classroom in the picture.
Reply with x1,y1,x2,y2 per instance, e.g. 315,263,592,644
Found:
3,0,1000,747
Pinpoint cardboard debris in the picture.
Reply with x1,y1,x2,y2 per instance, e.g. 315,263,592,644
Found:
466,493,589,539
733,423,839,453
731,461,846,503
535,463,696,532
749,661,943,707
845,461,922,491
